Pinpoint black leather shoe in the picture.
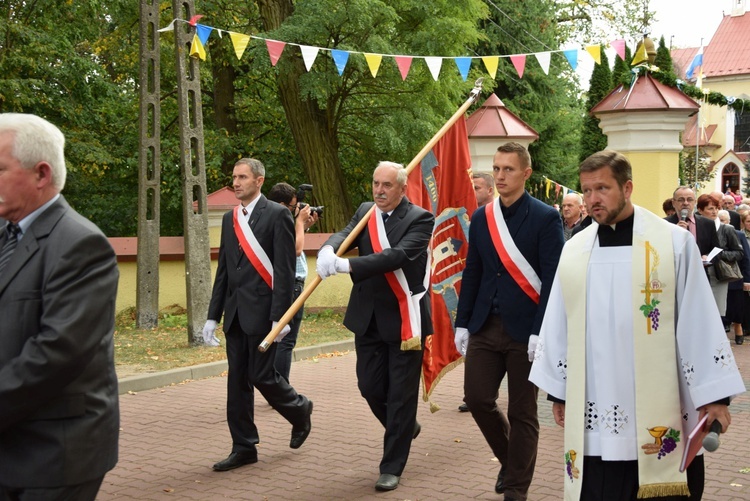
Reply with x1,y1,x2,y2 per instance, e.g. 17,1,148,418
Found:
458,403,469,412
413,421,421,440
375,473,400,491
212,451,258,471
495,467,506,494
736,335,745,345
290,399,313,449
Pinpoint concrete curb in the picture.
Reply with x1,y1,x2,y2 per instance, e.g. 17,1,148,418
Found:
117,338,355,394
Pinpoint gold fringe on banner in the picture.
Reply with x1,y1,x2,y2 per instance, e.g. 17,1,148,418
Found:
400,337,422,351
421,357,465,413
637,482,689,499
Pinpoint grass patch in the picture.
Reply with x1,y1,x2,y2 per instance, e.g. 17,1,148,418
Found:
114,306,352,376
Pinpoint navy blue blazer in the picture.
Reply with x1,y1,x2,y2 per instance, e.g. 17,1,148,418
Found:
456,192,564,343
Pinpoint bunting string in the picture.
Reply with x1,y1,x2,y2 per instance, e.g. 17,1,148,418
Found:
159,17,625,82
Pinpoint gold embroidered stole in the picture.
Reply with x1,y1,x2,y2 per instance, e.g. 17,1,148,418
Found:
559,207,687,499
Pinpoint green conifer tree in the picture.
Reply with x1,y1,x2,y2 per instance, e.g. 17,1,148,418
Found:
654,36,676,80
580,46,612,162
612,44,633,87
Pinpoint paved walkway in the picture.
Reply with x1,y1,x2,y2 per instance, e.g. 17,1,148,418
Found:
101,339,750,500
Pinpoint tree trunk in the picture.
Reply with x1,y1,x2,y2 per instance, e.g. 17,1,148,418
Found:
255,0,353,231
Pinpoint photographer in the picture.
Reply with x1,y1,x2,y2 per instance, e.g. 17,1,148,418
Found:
267,182,319,381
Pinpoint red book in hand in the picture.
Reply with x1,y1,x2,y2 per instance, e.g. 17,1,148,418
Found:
680,414,709,473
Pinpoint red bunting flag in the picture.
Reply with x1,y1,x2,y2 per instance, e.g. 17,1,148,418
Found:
406,116,477,411
265,39,286,66
395,56,413,81
510,54,527,78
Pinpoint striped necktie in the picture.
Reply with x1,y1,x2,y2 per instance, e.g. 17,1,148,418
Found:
0,223,20,276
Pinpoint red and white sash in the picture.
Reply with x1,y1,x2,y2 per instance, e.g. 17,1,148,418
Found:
368,208,423,349
233,205,273,289
485,199,541,304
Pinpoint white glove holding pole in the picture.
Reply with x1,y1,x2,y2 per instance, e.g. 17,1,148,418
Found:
528,334,539,362
454,327,469,356
334,257,350,274
272,320,291,343
317,245,338,279
202,320,220,346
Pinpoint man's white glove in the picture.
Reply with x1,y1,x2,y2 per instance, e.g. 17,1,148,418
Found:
334,257,350,273
272,320,291,343
528,334,539,362
202,320,220,347
454,327,469,356
317,245,338,279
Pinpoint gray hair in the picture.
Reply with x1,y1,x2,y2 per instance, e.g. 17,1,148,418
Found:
0,113,67,191
563,193,583,205
235,158,265,178
472,171,494,187
376,161,407,186
718,210,730,223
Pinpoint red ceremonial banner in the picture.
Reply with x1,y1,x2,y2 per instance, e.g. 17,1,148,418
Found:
406,115,477,411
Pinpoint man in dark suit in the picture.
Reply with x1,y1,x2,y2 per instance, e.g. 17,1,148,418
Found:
0,113,119,500
203,158,313,472
454,142,564,501
667,186,719,257
721,193,742,230
317,161,434,491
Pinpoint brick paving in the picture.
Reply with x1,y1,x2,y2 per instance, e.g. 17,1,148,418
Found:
100,339,750,500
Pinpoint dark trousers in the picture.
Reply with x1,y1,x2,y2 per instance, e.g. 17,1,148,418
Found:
274,280,305,381
355,318,423,476
225,318,309,454
464,315,539,500
0,476,104,501
581,455,704,500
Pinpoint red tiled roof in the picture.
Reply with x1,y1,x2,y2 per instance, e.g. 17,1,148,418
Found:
206,186,237,210
671,47,700,80
682,114,720,147
703,11,750,78
591,74,699,114
466,94,539,140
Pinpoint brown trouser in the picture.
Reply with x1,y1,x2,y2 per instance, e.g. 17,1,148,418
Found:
464,315,539,500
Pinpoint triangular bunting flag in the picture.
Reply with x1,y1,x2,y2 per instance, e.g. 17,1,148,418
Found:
510,54,526,78
455,57,472,81
563,49,578,70
632,42,648,66
265,39,286,67
481,56,499,79
545,178,551,198
188,15,204,26
425,57,443,81
535,52,551,75
364,53,383,78
195,24,212,46
331,49,349,76
584,45,601,64
189,33,206,60
395,56,413,80
158,20,176,32
229,32,250,60
300,45,319,71
610,39,626,61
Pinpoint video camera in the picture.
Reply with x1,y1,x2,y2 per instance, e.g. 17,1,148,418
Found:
296,184,324,217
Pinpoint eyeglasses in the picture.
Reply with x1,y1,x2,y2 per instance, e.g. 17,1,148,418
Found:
674,198,695,203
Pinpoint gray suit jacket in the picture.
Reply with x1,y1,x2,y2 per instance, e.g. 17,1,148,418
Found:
0,196,120,488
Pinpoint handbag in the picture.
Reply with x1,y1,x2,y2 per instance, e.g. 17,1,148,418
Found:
714,259,743,282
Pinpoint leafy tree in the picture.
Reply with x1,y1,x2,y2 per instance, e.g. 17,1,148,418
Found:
580,46,611,162
476,0,584,189
680,149,713,190
555,0,652,44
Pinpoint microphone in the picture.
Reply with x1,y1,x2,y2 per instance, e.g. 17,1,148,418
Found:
702,420,722,452
680,209,688,222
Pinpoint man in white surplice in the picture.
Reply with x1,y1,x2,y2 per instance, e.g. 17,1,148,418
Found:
529,151,745,501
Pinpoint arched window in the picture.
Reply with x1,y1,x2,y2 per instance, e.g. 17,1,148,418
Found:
722,163,741,193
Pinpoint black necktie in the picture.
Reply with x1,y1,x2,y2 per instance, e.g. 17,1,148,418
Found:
382,212,389,223
0,223,20,276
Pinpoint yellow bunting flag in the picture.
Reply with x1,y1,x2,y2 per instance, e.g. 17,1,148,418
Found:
482,56,499,79
632,42,648,66
584,45,601,64
189,33,206,60
229,32,250,60
364,53,383,78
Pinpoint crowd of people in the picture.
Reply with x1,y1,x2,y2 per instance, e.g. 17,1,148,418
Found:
1,112,745,501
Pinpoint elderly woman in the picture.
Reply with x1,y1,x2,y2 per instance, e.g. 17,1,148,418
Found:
697,194,744,317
